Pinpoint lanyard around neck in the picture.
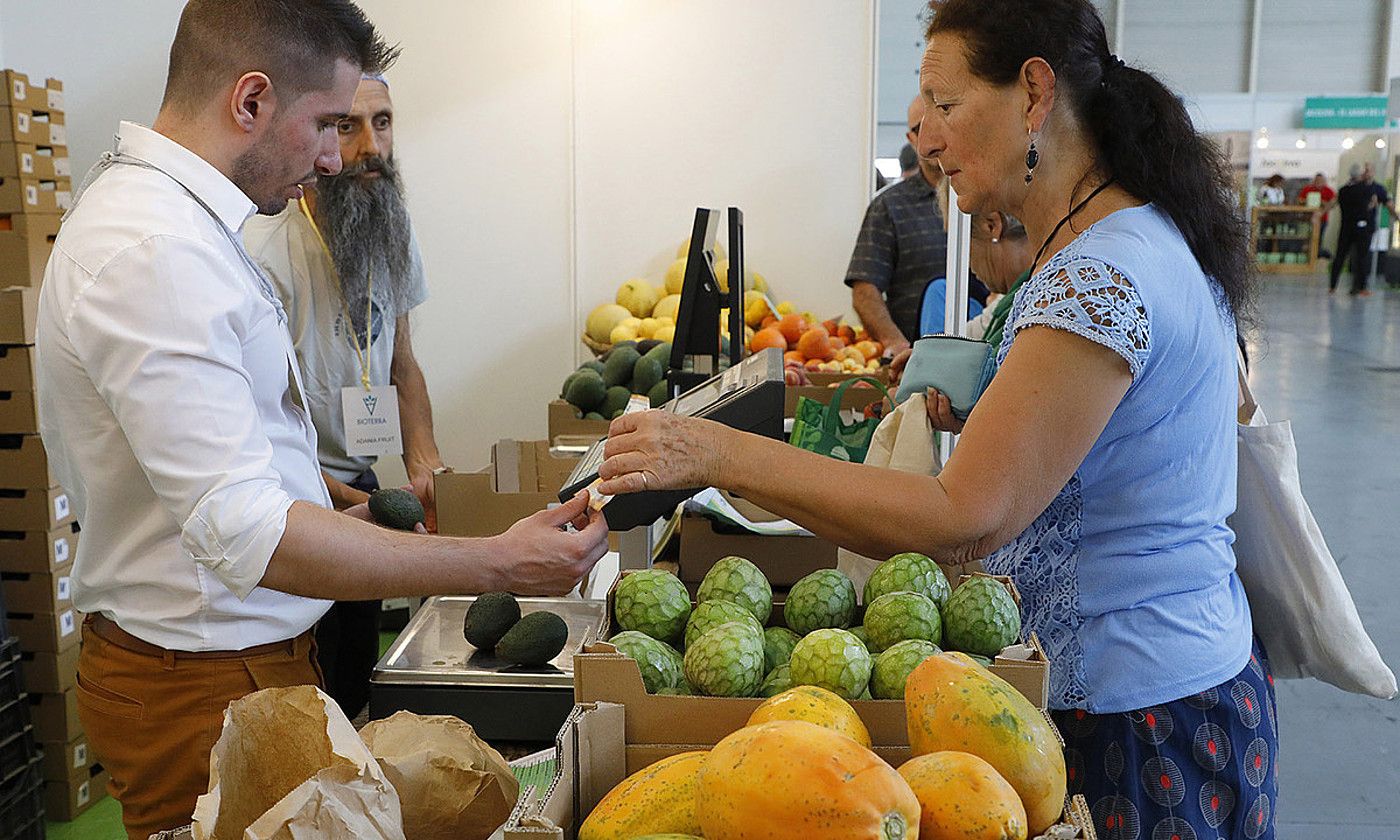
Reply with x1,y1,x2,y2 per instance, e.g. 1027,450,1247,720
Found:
298,196,373,390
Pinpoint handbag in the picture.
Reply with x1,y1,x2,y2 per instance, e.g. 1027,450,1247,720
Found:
1230,358,1396,698
894,335,997,419
787,376,892,464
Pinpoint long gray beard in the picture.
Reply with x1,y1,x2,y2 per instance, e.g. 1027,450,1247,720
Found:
315,156,415,333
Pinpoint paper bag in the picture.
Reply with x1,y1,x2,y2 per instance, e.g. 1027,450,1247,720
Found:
360,711,520,840
191,685,405,840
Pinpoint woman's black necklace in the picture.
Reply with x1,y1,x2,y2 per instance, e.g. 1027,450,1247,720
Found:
1030,178,1116,274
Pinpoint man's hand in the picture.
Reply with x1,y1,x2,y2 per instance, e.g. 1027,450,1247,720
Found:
888,347,914,386
883,338,912,359
408,466,439,533
492,492,609,596
597,410,727,496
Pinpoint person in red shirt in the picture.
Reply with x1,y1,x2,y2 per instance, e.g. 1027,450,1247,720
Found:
1299,171,1337,258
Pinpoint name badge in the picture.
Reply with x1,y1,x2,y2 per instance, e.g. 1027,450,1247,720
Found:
341,384,403,457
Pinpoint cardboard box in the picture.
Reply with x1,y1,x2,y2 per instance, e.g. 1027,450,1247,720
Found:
807,367,892,386
0,523,80,574
30,687,80,743
0,434,57,488
547,400,609,444
504,702,1095,840
676,510,836,587
437,439,583,538
0,286,37,343
0,212,62,289
10,607,79,653
0,175,69,215
0,388,38,434
784,382,890,417
0,344,35,391
0,143,70,181
0,108,65,146
40,733,92,783
0,486,73,530
2,560,72,613
2,71,64,112
43,763,109,822
20,645,78,694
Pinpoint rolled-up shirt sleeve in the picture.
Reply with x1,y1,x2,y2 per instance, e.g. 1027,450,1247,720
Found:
63,235,296,599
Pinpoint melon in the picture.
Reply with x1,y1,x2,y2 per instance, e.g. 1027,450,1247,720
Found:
617,278,661,318
588,303,632,343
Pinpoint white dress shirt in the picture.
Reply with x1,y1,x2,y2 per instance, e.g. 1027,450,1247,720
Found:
36,122,333,651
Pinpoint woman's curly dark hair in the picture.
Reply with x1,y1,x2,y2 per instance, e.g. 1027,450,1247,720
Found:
926,0,1253,322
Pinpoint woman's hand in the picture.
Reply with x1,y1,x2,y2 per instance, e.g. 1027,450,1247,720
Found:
597,410,729,495
924,388,965,434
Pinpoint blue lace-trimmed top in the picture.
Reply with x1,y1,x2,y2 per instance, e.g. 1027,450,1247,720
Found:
985,203,1252,714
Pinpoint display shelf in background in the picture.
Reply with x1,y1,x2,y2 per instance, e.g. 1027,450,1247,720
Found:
1251,205,1323,275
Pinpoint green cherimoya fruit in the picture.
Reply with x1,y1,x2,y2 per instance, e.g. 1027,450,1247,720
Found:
614,569,692,646
862,591,942,653
463,592,521,650
788,628,873,700
870,639,941,699
941,575,1022,657
565,369,607,412
368,488,425,531
684,600,762,650
648,378,671,408
656,677,693,696
762,626,801,673
759,662,794,697
864,552,951,609
631,355,664,396
848,625,871,651
697,555,772,624
682,621,764,697
496,611,570,666
600,385,632,419
608,631,684,694
602,346,641,388
782,569,857,635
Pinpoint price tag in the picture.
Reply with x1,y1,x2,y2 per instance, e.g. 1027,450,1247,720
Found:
54,537,69,564
49,124,65,145
73,742,87,768
57,576,70,601
12,80,24,101
54,493,69,521
59,610,75,637
24,185,37,206
20,152,32,174
341,384,402,456
16,112,28,134
77,781,90,807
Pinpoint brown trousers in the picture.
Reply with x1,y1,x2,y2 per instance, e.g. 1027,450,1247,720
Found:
76,618,323,840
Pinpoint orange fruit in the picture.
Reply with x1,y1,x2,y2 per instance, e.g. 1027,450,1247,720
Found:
854,340,882,361
761,314,779,330
776,313,809,347
784,350,806,365
830,337,846,352
749,327,787,354
797,327,836,362
837,325,857,345
804,358,825,371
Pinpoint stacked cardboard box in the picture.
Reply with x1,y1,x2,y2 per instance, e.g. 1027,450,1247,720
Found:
0,70,106,823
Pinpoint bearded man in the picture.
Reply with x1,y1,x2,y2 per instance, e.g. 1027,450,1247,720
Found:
244,74,444,719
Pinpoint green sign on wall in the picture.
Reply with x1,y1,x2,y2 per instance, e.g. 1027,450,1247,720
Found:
1303,96,1388,129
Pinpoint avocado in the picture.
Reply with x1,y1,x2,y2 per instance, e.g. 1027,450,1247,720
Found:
644,342,672,366
602,346,641,388
631,355,663,396
648,378,671,408
636,339,663,355
564,369,606,411
496,610,570,666
581,359,605,376
463,592,521,650
367,488,425,531
602,341,637,361
560,370,583,399
600,385,632,419
584,412,608,422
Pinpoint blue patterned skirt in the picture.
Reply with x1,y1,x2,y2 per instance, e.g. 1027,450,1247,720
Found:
1052,639,1279,840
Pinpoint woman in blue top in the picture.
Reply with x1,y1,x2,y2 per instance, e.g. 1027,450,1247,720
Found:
597,0,1272,834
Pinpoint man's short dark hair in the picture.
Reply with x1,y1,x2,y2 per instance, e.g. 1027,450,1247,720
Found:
162,0,399,114
898,143,918,173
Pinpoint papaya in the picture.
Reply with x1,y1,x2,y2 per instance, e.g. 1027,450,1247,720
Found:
905,653,1066,834
579,750,707,840
697,720,918,840
746,685,872,748
899,751,1028,840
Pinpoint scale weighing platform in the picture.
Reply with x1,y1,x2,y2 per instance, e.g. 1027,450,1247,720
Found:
369,595,607,742
559,346,786,531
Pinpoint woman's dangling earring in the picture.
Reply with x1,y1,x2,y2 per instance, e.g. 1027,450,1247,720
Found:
1024,130,1040,185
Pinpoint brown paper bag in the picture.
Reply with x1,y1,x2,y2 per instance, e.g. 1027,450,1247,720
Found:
191,685,405,840
360,711,521,840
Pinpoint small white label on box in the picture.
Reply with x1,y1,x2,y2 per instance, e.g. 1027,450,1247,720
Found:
54,494,70,520
16,112,28,134
54,158,70,177
56,190,71,210
54,537,70,564
20,152,32,174
77,780,90,807
12,80,24,101
73,742,86,768
48,92,63,111
57,576,70,600
24,184,37,206
59,610,75,637
49,125,65,145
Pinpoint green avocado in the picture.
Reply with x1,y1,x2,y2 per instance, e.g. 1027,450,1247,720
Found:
581,359,605,375
564,369,606,411
600,385,632,419
644,341,672,366
584,411,608,422
367,488,425,531
602,346,641,388
496,611,570,666
602,341,638,361
463,592,521,650
632,355,664,396
560,370,583,399
636,339,664,355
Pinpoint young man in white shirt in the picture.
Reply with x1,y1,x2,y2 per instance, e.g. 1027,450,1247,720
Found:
35,3,606,837
243,76,442,721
